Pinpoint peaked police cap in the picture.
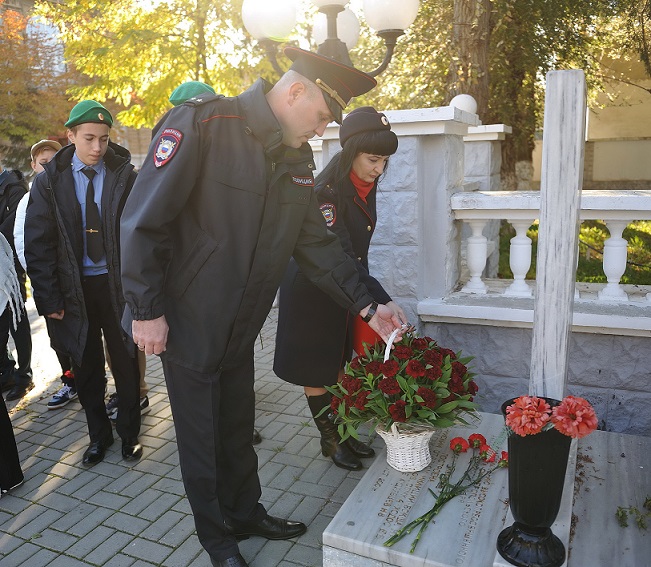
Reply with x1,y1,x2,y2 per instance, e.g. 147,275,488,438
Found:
284,46,377,124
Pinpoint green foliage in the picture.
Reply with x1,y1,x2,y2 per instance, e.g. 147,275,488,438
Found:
498,220,651,285
0,3,73,169
616,495,651,530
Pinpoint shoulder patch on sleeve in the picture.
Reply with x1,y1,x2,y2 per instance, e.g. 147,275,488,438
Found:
319,202,336,227
154,128,183,168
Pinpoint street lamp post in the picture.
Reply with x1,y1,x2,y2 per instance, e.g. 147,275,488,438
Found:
242,0,420,77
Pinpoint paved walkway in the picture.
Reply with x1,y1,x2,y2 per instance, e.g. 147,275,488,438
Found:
0,302,373,567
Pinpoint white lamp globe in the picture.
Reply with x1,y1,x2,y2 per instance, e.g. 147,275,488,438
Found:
242,0,297,41
313,8,360,50
449,94,478,114
311,0,348,8
363,0,419,32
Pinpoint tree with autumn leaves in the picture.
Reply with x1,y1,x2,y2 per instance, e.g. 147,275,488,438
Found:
3,0,650,181
0,0,72,169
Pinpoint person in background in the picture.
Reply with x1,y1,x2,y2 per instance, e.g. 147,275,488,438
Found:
0,232,25,497
14,139,77,410
0,156,32,402
25,101,142,465
120,48,403,567
274,107,407,470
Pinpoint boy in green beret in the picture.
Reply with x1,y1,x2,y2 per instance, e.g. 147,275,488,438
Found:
24,100,143,466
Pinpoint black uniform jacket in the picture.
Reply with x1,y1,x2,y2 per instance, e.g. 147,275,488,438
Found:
274,176,392,387
0,169,28,269
24,143,137,366
119,80,374,373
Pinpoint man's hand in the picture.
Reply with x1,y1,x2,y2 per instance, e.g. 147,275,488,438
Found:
386,301,408,326
363,303,404,344
132,315,169,356
47,310,64,320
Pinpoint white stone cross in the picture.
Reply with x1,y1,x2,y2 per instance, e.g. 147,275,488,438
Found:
529,70,587,399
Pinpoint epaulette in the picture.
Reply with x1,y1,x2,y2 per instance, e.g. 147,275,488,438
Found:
184,93,225,107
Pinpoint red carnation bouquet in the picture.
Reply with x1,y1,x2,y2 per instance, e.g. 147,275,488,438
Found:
504,395,598,438
326,332,479,440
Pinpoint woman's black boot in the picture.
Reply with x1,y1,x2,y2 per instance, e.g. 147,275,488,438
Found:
344,436,376,459
307,394,362,471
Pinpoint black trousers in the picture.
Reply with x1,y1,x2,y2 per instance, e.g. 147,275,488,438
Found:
75,275,140,443
163,355,264,562
0,273,32,387
0,396,23,491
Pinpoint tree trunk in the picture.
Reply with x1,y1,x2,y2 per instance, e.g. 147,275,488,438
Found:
447,0,492,120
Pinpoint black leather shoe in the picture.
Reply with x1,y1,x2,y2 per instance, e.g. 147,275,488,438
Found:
5,381,34,401
82,435,114,465
225,514,307,541
121,438,143,461
212,553,249,567
252,429,262,445
344,436,376,458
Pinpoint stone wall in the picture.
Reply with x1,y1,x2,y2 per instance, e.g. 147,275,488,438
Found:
421,322,651,437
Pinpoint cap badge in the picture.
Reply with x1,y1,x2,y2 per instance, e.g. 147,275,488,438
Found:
381,116,389,126
98,113,104,121
315,79,346,110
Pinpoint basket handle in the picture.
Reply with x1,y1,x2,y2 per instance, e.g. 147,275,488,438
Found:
383,327,402,363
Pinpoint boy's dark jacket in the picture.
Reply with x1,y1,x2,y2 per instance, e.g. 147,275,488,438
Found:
24,142,136,366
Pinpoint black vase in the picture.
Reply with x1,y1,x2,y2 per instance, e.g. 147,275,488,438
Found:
496,398,572,567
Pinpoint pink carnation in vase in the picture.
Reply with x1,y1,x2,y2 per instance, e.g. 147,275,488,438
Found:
505,395,598,439
505,396,552,436
551,396,598,439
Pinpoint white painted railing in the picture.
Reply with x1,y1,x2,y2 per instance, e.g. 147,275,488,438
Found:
452,189,651,304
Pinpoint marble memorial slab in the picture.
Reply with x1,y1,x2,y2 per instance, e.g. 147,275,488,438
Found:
323,412,576,567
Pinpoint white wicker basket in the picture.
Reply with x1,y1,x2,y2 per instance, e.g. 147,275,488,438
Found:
376,423,436,472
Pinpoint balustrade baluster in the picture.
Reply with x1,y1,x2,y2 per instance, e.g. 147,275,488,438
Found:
461,219,488,294
597,220,630,302
504,219,534,297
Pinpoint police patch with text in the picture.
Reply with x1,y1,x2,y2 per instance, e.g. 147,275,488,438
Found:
291,175,314,187
319,202,336,227
154,128,183,168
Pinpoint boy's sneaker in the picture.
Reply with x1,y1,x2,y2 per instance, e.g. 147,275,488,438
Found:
109,396,150,422
105,393,119,418
47,384,78,410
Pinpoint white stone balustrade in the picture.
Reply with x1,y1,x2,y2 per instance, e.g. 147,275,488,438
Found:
451,190,651,307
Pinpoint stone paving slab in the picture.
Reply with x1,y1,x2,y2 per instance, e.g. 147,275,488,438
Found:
0,302,376,566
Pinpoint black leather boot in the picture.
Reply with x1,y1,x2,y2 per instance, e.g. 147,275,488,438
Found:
344,436,376,459
307,393,362,471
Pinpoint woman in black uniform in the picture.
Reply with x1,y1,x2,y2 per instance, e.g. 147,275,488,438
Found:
274,107,407,470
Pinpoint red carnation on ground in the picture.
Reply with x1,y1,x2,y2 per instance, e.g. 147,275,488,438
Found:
450,437,470,453
479,444,496,462
378,377,401,396
468,433,486,448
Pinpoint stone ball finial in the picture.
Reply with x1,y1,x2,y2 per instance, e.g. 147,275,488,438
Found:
449,94,478,115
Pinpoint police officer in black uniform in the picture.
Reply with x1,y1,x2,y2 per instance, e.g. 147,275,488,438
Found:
120,48,404,567
274,107,407,471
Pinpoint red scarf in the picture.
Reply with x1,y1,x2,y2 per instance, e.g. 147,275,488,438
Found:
349,169,374,203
